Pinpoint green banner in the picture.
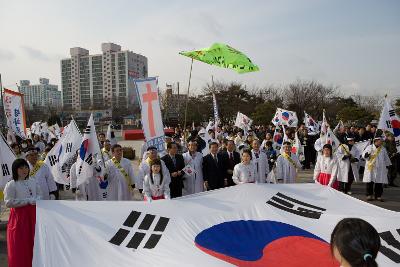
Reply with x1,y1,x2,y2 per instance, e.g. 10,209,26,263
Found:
179,43,259,74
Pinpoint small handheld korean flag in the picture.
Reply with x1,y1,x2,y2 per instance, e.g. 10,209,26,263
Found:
76,114,101,186
45,120,82,184
182,164,196,176
235,112,253,133
0,133,16,190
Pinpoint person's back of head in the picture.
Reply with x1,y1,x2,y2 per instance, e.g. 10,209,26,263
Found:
330,218,380,267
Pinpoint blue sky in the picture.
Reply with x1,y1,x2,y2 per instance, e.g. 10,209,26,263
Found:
0,0,399,97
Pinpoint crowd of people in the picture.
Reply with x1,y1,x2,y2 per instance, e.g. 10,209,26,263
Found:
1,121,398,267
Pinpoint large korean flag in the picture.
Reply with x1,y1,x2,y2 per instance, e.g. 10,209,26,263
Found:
135,77,165,152
34,184,400,266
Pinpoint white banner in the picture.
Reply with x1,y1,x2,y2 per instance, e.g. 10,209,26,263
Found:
3,88,26,139
34,184,400,266
135,77,165,152
0,133,16,189
212,93,220,131
45,120,82,184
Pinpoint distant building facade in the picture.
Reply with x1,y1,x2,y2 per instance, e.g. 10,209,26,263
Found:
19,78,62,109
61,42,148,111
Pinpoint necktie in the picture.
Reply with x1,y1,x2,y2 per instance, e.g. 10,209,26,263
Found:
214,154,218,165
172,156,176,167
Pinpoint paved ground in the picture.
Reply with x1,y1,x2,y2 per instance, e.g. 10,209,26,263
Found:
0,139,399,266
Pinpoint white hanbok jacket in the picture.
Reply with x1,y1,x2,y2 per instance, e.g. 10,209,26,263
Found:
137,158,170,190
251,150,270,183
336,144,360,183
232,162,257,184
182,151,204,195
275,153,302,184
4,178,42,208
362,145,391,184
106,158,136,200
313,155,339,186
28,162,57,200
143,173,171,200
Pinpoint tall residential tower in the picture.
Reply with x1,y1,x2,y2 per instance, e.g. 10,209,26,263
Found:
61,42,148,111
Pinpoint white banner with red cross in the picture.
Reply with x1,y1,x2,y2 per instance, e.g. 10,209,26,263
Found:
134,77,165,152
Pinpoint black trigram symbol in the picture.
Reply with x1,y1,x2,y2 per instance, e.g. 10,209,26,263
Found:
395,140,400,147
85,154,93,165
66,142,73,153
386,120,393,129
389,109,395,117
379,229,400,263
109,211,170,250
266,192,326,219
288,119,294,125
84,126,91,134
48,155,58,167
2,164,10,176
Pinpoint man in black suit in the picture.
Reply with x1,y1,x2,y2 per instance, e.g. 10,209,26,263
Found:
203,142,226,190
161,142,185,198
220,140,241,186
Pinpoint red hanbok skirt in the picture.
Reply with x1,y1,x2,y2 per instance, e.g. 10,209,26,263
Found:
7,204,36,267
144,195,165,201
317,173,339,190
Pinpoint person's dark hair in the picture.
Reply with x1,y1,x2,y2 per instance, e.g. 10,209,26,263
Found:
330,218,380,267
283,141,291,146
209,141,218,149
149,158,163,184
45,145,53,153
265,141,273,147
322,144,333,157
10,143,19,149
167,142,177,150
111,144,122,152
241,149,252,160
12,158,30,181
98,133,105,137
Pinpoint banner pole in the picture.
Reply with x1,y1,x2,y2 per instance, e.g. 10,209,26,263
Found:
183,58,193,138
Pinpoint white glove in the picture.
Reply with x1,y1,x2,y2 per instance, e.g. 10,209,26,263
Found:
49,194,56,200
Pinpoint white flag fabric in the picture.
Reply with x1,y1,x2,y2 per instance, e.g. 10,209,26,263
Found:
212,93,220,131
76,114,101,186
353,140,371,156
320,110,328,138
0,133,16,189
33,184,400,267
272,125,283,152
234,112,253,131
304,111,319,135
135,77,165,152
326,127,341,152
2,88,27,139
333,120,344,133
378,98,400,152
272,108,298,127
106,124,117,146
45,120,82,184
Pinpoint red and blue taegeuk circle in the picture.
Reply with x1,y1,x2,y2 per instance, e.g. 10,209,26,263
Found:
195,220,339,267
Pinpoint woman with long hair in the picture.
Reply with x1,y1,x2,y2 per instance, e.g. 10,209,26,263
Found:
143,159,171,202
4,158,42,267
